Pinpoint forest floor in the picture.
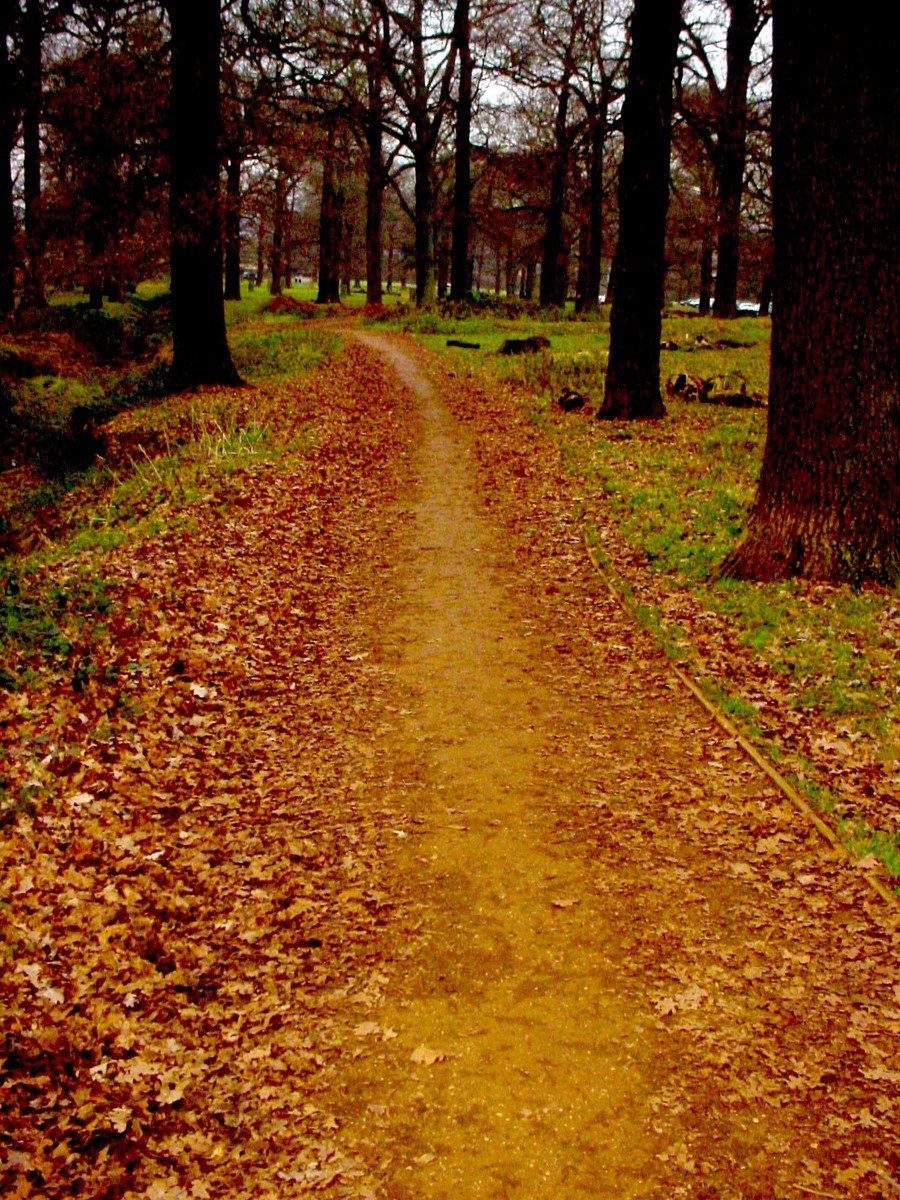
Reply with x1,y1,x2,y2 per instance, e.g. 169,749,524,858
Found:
1,328,898,1199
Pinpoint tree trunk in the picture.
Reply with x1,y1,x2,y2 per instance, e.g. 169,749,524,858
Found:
600,0,682,419
269,168,286,296
20,0,45,309
757,270,772,316
698,237,713,315
575,106,607,313
449,0,472,301
340,207,352,296
255,210,265,287
539,85,571,308
521,259,535,300
86,218,105,308
413,143,436,306
436,238,449,298
223,155,242,301
386,236,394,293
364,61,384,306
604,249,618,306
317,132,342,304
0,0,15,315
168,0,239,388
284,195,293,289
712,0,757,319
722,2,899,585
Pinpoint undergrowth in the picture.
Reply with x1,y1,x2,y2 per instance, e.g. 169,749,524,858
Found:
1,295,338,690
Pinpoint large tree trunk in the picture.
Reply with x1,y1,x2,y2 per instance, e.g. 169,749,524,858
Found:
539,85,571,308
20,0,45,309
168,0,239,388
223,155,242,301
317,131,342,304
449,0,472,302
600,0,682,419
712,0,757,319
722,3,899,585
0,0,16,315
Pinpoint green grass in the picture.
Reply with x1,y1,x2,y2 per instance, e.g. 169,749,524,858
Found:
0,569,112,690
843,825,900,879
229,324,341,382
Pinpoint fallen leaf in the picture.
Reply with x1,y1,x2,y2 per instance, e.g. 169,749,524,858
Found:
353,1022,381,1038
410,1045,447,1065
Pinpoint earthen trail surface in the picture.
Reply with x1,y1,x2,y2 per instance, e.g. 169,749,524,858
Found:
329,333,899,1199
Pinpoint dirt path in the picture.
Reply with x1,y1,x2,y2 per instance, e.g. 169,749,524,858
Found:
340,334,666,1196
325,333,899,1199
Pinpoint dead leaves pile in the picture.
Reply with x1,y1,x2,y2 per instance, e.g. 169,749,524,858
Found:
1,343,416,1198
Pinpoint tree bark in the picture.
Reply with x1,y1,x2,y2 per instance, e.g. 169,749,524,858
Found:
600,0,682,419
413,142,436,305
364,57,384,306
722,2,899,585
712,0,757,319
317,131,342,304
223,155,242,301
698,237,713,315
449,0,472,301
410,0,437,307
20,0,45,309
757,270,772,316
521,259,535,300
0,0,16,314
255,209,265,287
168,0,239,388
539,85,571,308
269,167,286,296
575,105,607,313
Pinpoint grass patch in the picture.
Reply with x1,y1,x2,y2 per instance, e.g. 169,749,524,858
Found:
842,825,900,883
0,568,112,690
229,324,341,382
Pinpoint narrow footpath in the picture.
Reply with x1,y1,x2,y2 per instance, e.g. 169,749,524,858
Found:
318,334,899,1200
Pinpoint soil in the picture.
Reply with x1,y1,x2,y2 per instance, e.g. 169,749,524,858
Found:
1,331,897,1200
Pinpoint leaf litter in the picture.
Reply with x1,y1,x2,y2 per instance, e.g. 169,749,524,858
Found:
1,328,898,1200
1,342,420,1198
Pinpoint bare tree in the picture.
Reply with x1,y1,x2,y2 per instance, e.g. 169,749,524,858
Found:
681,0,770,316
600,0,682,420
